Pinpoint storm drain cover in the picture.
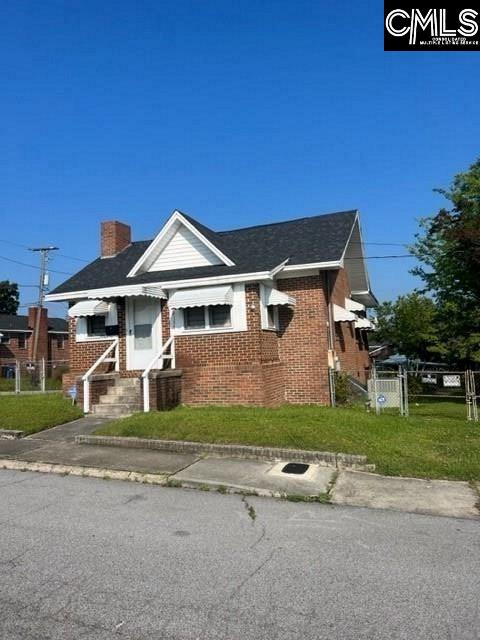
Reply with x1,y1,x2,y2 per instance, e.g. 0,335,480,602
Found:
281,462,310,475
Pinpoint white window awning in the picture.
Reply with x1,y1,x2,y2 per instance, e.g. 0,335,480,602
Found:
345,297,365,312
169,285,234,309
262,286,296,307
355,317,373,330
333,304,356,322
68,299,110,317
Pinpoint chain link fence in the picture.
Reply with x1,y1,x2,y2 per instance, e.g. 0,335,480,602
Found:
363,365,479,422
0,360,69,393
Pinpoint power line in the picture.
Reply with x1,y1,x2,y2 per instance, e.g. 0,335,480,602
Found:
0,238,89,262
0,254,73,276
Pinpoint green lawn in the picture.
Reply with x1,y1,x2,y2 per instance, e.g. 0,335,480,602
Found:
95,402,480,481
0,394,83,434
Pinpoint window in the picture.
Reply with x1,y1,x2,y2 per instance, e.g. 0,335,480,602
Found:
208,305,231,328
183,305,232,331
171,283,247,334
18,334,26,349
266,305,278,330
56,335,64,349
1,333,10,345
86,315,106,337
184,307,206,330
260,284,282,331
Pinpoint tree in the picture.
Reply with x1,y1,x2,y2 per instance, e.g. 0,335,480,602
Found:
411,158,480,365
0,281,19,315
375,293,439,361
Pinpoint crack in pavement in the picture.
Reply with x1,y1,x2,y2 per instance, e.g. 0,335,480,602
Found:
228,548,277,599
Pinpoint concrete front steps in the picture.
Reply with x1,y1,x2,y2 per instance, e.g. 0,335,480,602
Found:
92,378,142,417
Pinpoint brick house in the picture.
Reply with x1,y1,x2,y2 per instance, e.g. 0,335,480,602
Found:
0,307,69,373
46,209,377,415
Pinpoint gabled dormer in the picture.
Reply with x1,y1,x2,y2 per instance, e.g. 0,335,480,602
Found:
127,210,235,277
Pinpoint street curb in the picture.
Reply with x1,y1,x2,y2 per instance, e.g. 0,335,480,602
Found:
0,459,167,485
75,435,375,471
0,429,25,440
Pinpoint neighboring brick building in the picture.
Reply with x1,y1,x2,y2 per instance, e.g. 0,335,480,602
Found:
46,209,377,414
0,308,69,372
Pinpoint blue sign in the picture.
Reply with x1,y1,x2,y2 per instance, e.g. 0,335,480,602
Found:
377,394,387,405
68,386,77,399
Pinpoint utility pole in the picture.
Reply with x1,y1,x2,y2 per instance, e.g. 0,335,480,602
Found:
29,246,59,361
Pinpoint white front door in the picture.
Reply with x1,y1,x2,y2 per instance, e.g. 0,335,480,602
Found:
126,297,162,370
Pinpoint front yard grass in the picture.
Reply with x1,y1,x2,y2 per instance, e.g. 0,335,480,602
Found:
0,394,83,434
95,402,480,481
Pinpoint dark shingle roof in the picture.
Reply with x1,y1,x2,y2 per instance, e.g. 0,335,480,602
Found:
0,313,68,332
50,209,357,296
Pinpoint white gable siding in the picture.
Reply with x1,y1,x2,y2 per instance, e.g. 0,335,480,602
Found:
148,226,223,272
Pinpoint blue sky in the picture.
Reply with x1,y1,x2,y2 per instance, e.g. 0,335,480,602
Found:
2,1,479,316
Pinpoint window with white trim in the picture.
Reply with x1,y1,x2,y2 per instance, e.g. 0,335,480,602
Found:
86,315,106,337
171,283,247,334
184,305,232,331
74,302,118,342
265,304,279,330
260,284,280,331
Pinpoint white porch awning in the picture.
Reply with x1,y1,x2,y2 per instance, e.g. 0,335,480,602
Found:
85,285,166,299
68,299,109,317
333,304,356,322
262,286,296,307
169,285,234,309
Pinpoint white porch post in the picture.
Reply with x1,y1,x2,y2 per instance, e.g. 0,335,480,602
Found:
143,376,150,412
83,378,90,413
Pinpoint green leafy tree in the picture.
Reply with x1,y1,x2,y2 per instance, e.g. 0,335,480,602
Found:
411,158,480,365
0,281,19,315
376,293,439,361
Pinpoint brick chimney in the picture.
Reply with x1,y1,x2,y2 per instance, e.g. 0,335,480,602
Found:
101,220,131,257
28,306,49,361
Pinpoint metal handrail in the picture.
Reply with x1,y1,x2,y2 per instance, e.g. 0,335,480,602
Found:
141,336,175,412
81,337,119,413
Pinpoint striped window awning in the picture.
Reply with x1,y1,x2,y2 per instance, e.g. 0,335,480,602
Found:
68,299,110,317
333,304,356,322
262,286,296,307
168,285,234,309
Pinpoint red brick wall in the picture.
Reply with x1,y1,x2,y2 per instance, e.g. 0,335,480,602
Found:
0,332,68,366
0,334,30,365
329,269,370,382
48,334,69,363
277,275,331,404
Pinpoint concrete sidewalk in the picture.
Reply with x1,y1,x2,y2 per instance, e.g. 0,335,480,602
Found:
1,417,479,519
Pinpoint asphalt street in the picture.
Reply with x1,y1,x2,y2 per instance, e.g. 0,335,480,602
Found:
1,469,479,640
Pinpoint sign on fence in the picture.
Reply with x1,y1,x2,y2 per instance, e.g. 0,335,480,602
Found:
443,375,461,388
